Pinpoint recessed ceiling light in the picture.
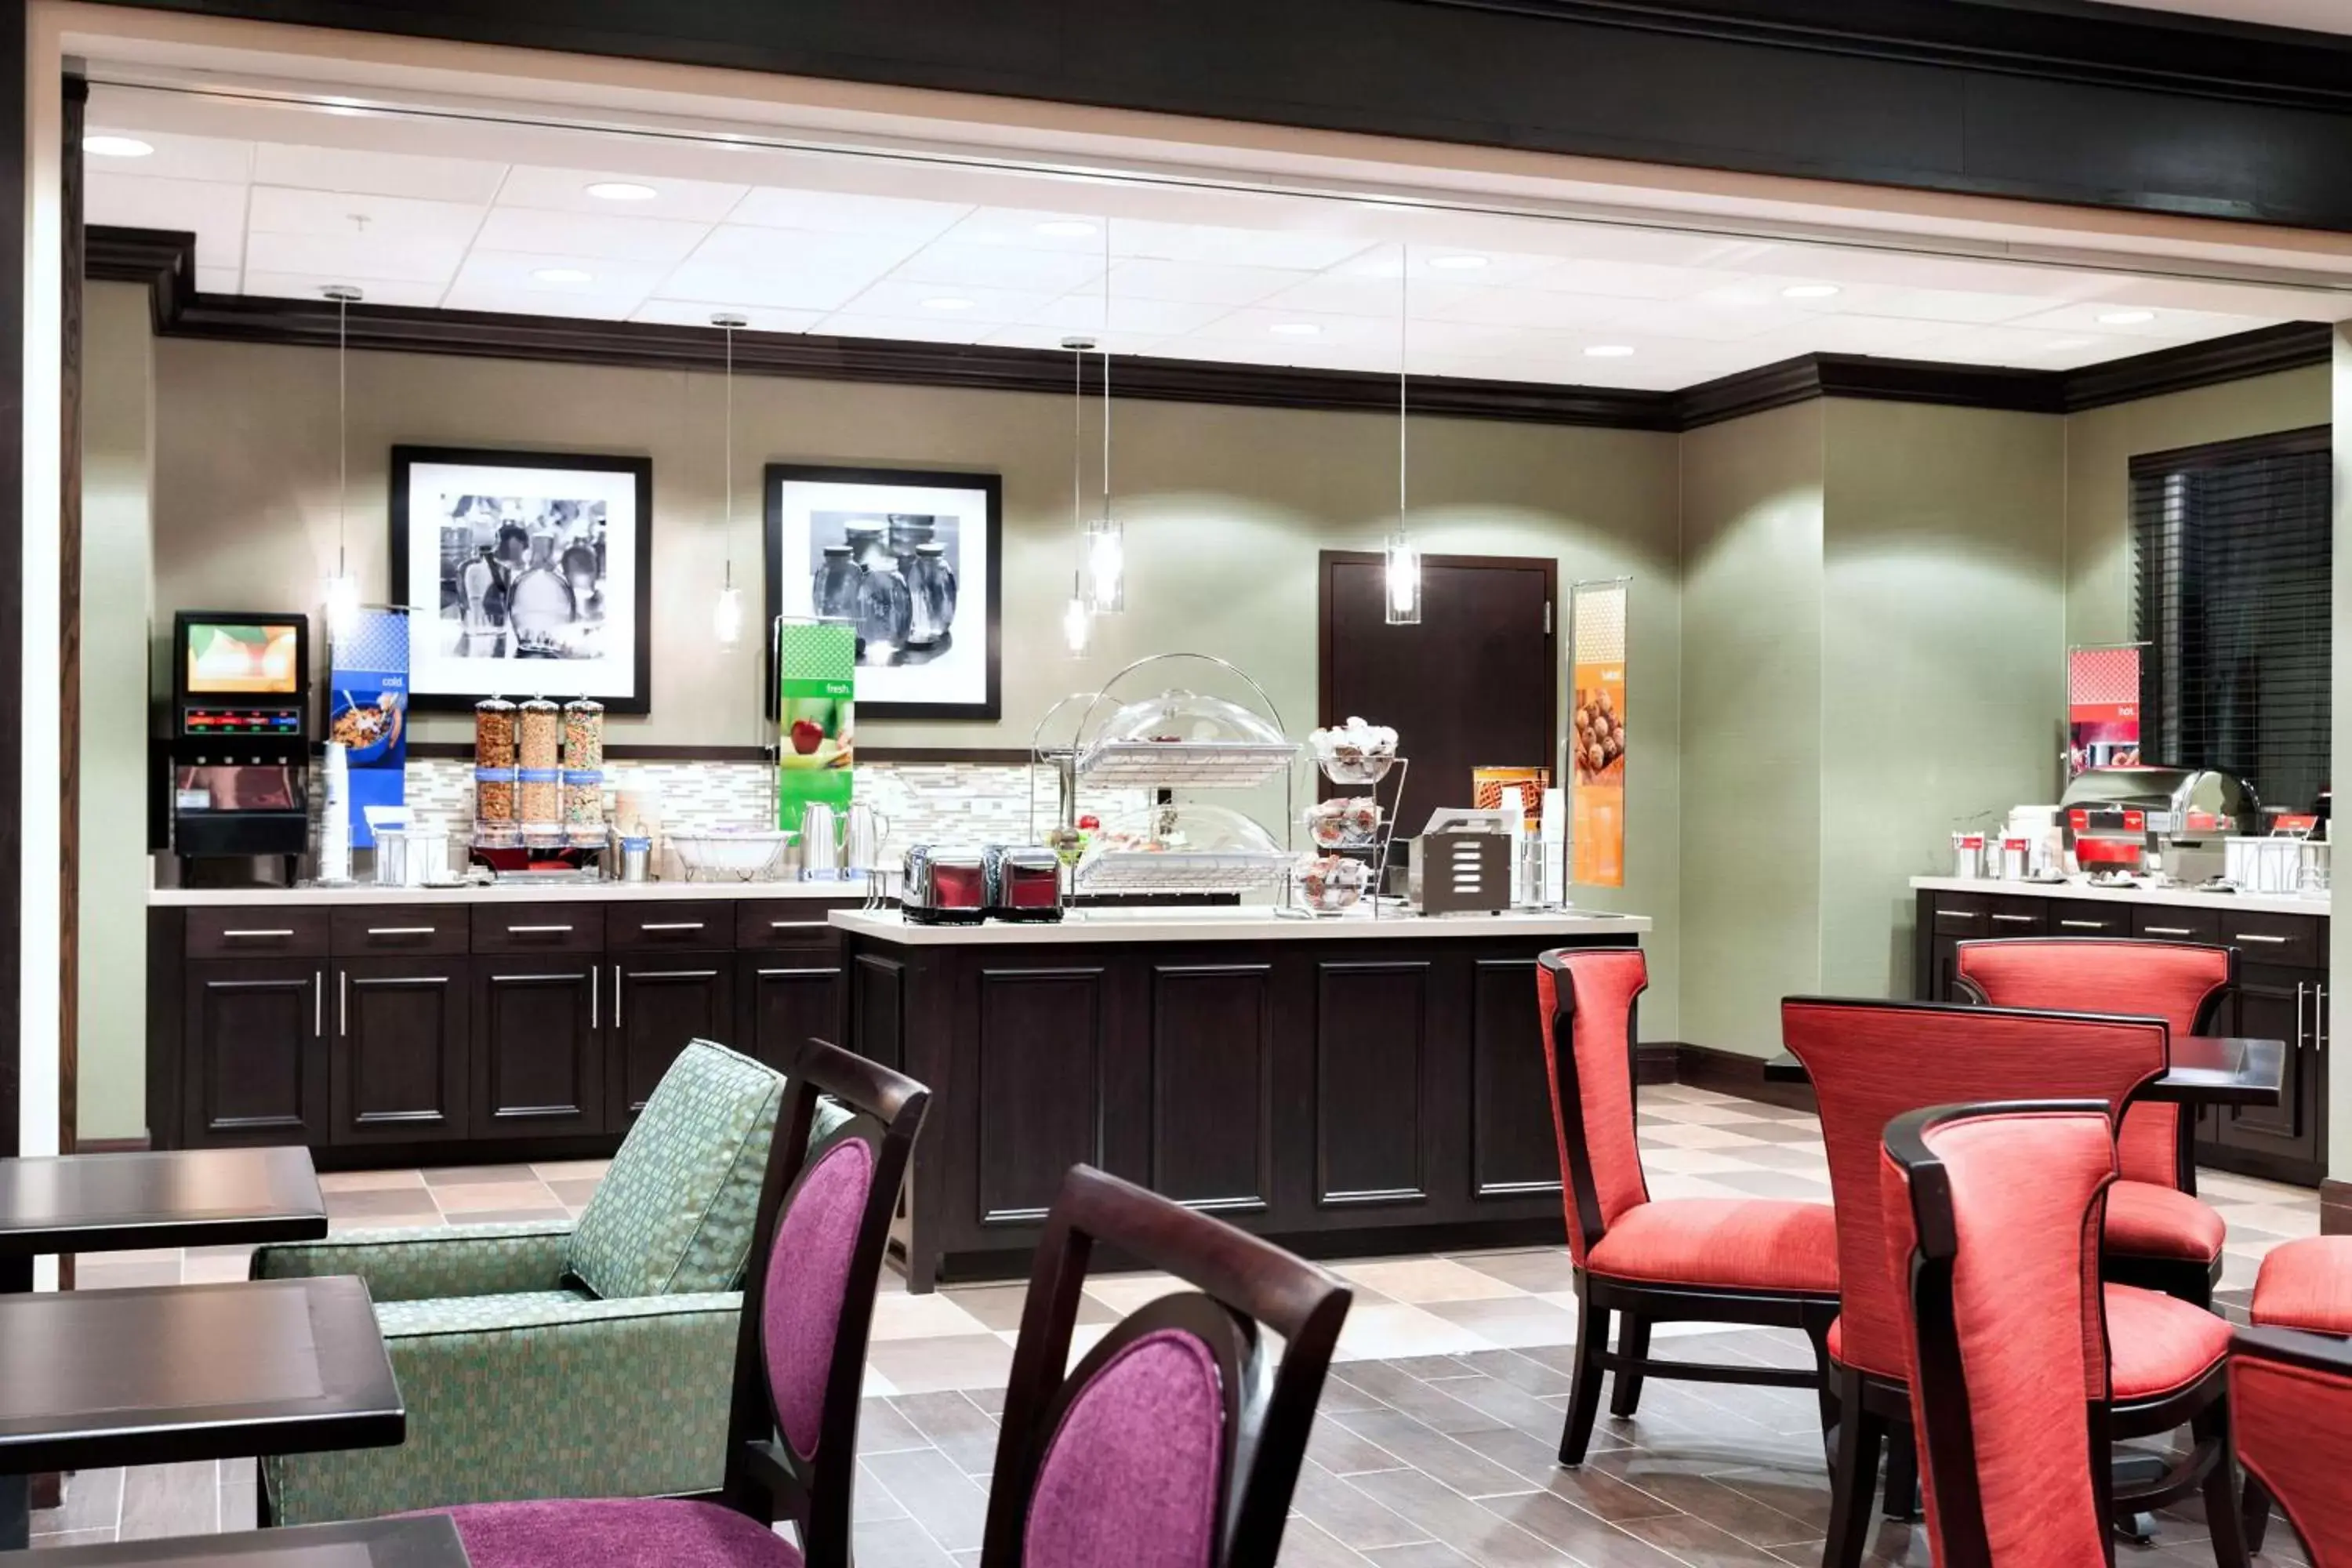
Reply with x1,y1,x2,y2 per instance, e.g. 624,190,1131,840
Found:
1269,322,1322,336
84,135,154,158
1035,220,1097,238
585,182,657,201
532,267,594,285
1781,283,1841,299
921,296,975,311
1428,255,1489,270
1584,343,1636,358
2098,310,2157,325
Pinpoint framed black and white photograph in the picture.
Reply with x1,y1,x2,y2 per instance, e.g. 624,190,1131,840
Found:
764,463,1002,720
390,446,654,713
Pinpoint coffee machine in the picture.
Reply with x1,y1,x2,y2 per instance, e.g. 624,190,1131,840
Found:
161,611,313,884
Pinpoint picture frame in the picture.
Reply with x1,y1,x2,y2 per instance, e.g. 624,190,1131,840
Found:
390,445,655,714
764,463,1003,721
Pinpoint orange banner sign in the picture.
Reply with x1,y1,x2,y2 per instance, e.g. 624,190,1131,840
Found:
1570,580,1628,888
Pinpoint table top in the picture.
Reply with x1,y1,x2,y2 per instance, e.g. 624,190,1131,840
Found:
0,1275,402,1474
0,1148,327,1257
1762,1035,2286,1107
0,1516,466,1566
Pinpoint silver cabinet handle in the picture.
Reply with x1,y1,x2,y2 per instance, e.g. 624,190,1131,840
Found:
2059,920,2107,930
2319,984,2328,1054
2239,933,2292,945
223,927,294,939
613,965,622,1029
2296,982,2308,1054
758,966,836,978
591,965,600,1029
1991,914,2038,924
508,924,574,935
638,921,705,932
770,920,817,929
339,971,348,1037
366,926,437,937
2143,926,2194,936
313,971,323,1036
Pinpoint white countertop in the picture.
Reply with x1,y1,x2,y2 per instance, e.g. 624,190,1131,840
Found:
1910,875,2331,917
830,906,1650,946
151,878,872,907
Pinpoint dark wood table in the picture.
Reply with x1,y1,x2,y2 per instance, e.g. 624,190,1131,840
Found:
1762,1036,2286,1106
0,1147,328,1257
0,1275,402,1475
0,1515,466,1566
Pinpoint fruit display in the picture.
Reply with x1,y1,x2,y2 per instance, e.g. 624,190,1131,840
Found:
1310,716,1398,783
1572,684,1626,784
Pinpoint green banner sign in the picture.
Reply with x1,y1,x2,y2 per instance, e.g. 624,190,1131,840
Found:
776,619,855,829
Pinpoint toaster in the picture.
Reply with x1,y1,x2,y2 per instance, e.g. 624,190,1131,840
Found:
984,844,1065,923
900,844,987,926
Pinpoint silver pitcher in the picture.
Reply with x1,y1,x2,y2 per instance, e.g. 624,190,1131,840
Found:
844,804,891,875
797,802,844,881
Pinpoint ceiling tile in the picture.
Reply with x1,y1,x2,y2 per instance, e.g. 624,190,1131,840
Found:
808,313,993,346
726,187,968,241
1247,272,1483,318
2002,301,2270,337
473,207,712,265
1109,220,1373,270
494,165,750,223
243,229,468,285
887,241,1103,293
833,278,1063,325
437,285,641,320
1023,294,1232,337
195,267,239,295
243,270,447,308
932,207,1111,251
978,322,1167,354
249,143,508,203
1106,258,1310,306
630,299,824,333
1519,258,1723,299
248,185,487,244
451,250,673,299
1896,323,2150,365
82,128,253,185
87,172,248,271
1191,307,1408,350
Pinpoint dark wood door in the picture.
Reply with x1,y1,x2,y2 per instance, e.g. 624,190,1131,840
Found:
331,957,469,1145
738,956,844,1076
1319,552,1555,814
183,959,328,1147
2223,965,2322,1173
609,954,737,1130
471,960,604,1139
1918,894,1987,1002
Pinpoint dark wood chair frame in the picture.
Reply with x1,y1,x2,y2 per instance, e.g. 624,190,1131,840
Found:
717,1036,931,1568
1538,950,1840,1469
978,1163,1355,1568
1874,1098,2247,1568
1949,938,2234,1310
2231,1323,2352,1562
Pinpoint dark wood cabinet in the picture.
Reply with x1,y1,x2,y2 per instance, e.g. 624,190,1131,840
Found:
1915,894,1988,1003
182,958,328,1147
738,957,843,1076
472,959,604,1140
331,957,469,1145
608,953,737,1129
2216,964,2328,1178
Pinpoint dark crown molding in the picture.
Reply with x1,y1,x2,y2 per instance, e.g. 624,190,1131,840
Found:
87,227,2334,434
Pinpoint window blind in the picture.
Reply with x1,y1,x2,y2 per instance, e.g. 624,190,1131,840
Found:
2131,426,2332,814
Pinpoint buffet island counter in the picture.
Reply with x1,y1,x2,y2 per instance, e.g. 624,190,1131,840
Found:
1909,873,2332,1185
833,905,1647,1290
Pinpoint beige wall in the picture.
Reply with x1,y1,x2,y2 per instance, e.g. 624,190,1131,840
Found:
82,284,155,1143
1677,401,1826,1054
2064,366,2332,647
1820,400,2067,999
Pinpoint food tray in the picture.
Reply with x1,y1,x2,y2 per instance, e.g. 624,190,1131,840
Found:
1075,850,1291,893
1076,741,1298,788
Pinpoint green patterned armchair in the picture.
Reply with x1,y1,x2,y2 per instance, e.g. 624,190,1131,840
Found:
253,1039,849,1526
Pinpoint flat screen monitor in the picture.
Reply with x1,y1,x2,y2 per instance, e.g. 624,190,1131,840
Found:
178,614,307,699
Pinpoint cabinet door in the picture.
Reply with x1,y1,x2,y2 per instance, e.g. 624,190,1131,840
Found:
609,954,737,1129
739,956,843,1076
471,960,605,1139
2223,964,2322,1172
331,957,469,1145
1921,897,1987,1001
183,959,328,1147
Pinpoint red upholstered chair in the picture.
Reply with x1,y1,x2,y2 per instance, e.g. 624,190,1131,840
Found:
978,1163,1355,1568
2230,1324,2352,1568
1882,1101,2245,1568
427,1039,931,1568
1539,949,1839,1467
2237,1236,2352,1550
1951,938,2233,1307
1784,999,2240,1568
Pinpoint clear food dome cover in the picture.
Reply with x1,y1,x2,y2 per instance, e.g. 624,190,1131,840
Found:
1076,688,1298,787
1076,801,1290,891
1095,689,1287,748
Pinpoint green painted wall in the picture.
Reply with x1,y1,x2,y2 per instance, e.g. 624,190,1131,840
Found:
1820,400,2067,1000
1677,401,1825,1055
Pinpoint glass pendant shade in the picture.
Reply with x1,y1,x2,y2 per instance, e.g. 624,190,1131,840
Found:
713,583,746,646
1063,572,1094,658
322,567,361,642
1084,516,1124,614
1385,532,1422,625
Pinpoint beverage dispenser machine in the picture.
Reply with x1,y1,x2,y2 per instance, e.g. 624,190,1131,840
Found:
162,611,313,880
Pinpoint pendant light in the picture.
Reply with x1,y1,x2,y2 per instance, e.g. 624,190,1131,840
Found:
1062,334,1095,658
1386,243,1422,625
711,313,749,646
1083,229,1124,614
320,285,363,641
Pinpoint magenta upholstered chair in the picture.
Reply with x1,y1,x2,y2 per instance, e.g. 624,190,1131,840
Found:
1952,938,2233,1307
426,1038,930,1568
1537,949,1838,1467
979,1164,1355,1568
2231,1325,2352,1568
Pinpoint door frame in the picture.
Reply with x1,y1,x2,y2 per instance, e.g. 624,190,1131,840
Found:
1316,550,1559,779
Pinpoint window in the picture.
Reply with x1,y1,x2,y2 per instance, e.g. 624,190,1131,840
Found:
2131,426,2331,814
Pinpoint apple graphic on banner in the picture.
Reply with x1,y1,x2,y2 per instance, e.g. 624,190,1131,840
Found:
790,718,825,755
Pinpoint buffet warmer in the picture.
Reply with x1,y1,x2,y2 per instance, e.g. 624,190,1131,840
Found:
2060,765,2258,880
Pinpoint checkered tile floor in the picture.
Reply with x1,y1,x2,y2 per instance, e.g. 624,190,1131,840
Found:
38,1085,2322,1565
